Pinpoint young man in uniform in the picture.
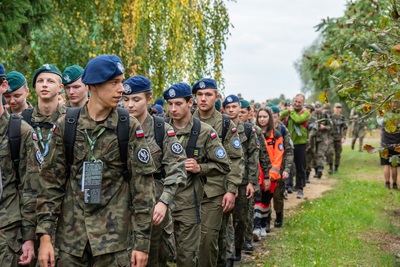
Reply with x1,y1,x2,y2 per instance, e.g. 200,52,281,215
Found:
62,65,88,108
222,95,259,266
163,82,230,266
327,103,347,173
192,78,243,267
122,76,187,266
36,55,156,267
3,71,33,114
0,67,41,266
24,64,67,158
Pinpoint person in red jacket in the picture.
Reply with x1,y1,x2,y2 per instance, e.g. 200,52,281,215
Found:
253,107,284,240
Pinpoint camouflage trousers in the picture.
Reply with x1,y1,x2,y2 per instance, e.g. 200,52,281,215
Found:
306,140,316,172
172,208,201,267
57,243,131,267
147,208,175,267
326,140,343,166
315,138,328,167
199,195,223,267
273,178,286,213
0,222,22,267
245,197,255,242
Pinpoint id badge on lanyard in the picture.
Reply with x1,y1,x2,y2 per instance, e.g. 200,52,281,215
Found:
82,160,103,204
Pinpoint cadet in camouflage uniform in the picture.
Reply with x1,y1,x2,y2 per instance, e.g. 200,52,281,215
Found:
164,83,230,267
351,112,366,152
270,105,294,229
327,103,347,173
62,65,89,108
239,99,270,253
36,55,156,267
304,104,315,181
3,71,33,114
122,76,187,267
222,95,259,266
308,102,331,178
24,64,67,158
0,68,41,266
192,78,243,267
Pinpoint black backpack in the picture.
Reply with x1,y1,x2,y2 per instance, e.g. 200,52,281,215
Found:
8,114,23,185
64,107,130,181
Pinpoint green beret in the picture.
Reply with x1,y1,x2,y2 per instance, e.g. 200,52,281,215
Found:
62,65,84,85
215,98,221,111
240,99,250,108
32,64,62,88
269,105,280,114
5,71,26,93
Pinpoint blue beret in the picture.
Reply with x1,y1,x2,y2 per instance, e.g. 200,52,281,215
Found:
82,55,124,85
240,99,250,108
62,65,84,85
152,104,164,115
5,71,27,93
163,83,192,100
123,76,151,95
154,98,164,106
0,64,5,76
192,78,218,94
32,64,62,88
222,94,240,107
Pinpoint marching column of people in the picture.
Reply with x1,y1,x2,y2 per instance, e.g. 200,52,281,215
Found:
1,56,364,267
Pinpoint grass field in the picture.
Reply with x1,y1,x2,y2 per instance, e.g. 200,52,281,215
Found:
247,140,400,267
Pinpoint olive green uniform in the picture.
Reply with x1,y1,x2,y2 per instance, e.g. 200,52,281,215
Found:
142,114,187,267
36,105,156,265
327,114,348,170
170,116,230,267
192,109,243,267
351,118,366,152
224,121,260,262
0,110,40,266
309,111,331,169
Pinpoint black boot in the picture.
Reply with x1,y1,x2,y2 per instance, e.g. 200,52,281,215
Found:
328,164,333,174
265,212,271,233
334,165,339,173
243,239,254,253
234,248,241,261
274,212,283,228
226,258,234,267
313,167,319,178
317,166,323,178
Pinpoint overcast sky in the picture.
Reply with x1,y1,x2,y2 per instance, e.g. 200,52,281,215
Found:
223,0,349,102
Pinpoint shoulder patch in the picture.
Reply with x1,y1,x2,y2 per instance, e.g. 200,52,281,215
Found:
215,147,226,159
252,128,256,133
36,150,44,165
32,132,38,141
211,132,218,139
171,142,184,154
137,148,150,163
278,143,284,151
231,127,237,133
167,129,176,137
232,137,241,149
136,129,145,138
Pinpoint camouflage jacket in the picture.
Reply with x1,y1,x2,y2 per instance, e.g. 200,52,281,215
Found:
0,110,40,241
36,104,156,257
193,109,243,196
170,116,230,211
141,113,187,204
30,103,66,155
237,121,260,185
330,114,348,141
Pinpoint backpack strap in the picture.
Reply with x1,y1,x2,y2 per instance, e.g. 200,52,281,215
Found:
153,115,165,152
9,114,22,185
244,122,253,140
21,108,34,126
186,117,201,158
64,107,81,179
221,114,230,144
117,107,130,182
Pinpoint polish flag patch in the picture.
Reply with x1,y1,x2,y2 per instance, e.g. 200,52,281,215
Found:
32,132,38,141
211,132,217,139
231,127,237,133
136,129,145,138
167,129,176,137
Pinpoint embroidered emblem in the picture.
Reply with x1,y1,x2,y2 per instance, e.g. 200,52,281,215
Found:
138,148,150,163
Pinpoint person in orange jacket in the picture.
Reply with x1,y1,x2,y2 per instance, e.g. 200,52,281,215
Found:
253,107,284,240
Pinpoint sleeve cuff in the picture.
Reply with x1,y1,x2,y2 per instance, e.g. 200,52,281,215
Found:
132,236,151,253
22,228,36,241
226,183,238,194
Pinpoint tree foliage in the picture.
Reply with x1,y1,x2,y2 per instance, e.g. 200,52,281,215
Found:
0,0,232,102
297,0,400,132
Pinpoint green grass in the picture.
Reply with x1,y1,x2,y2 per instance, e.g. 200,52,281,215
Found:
248,142,400,267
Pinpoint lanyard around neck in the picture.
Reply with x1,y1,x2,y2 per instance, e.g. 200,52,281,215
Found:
84,128,106,161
